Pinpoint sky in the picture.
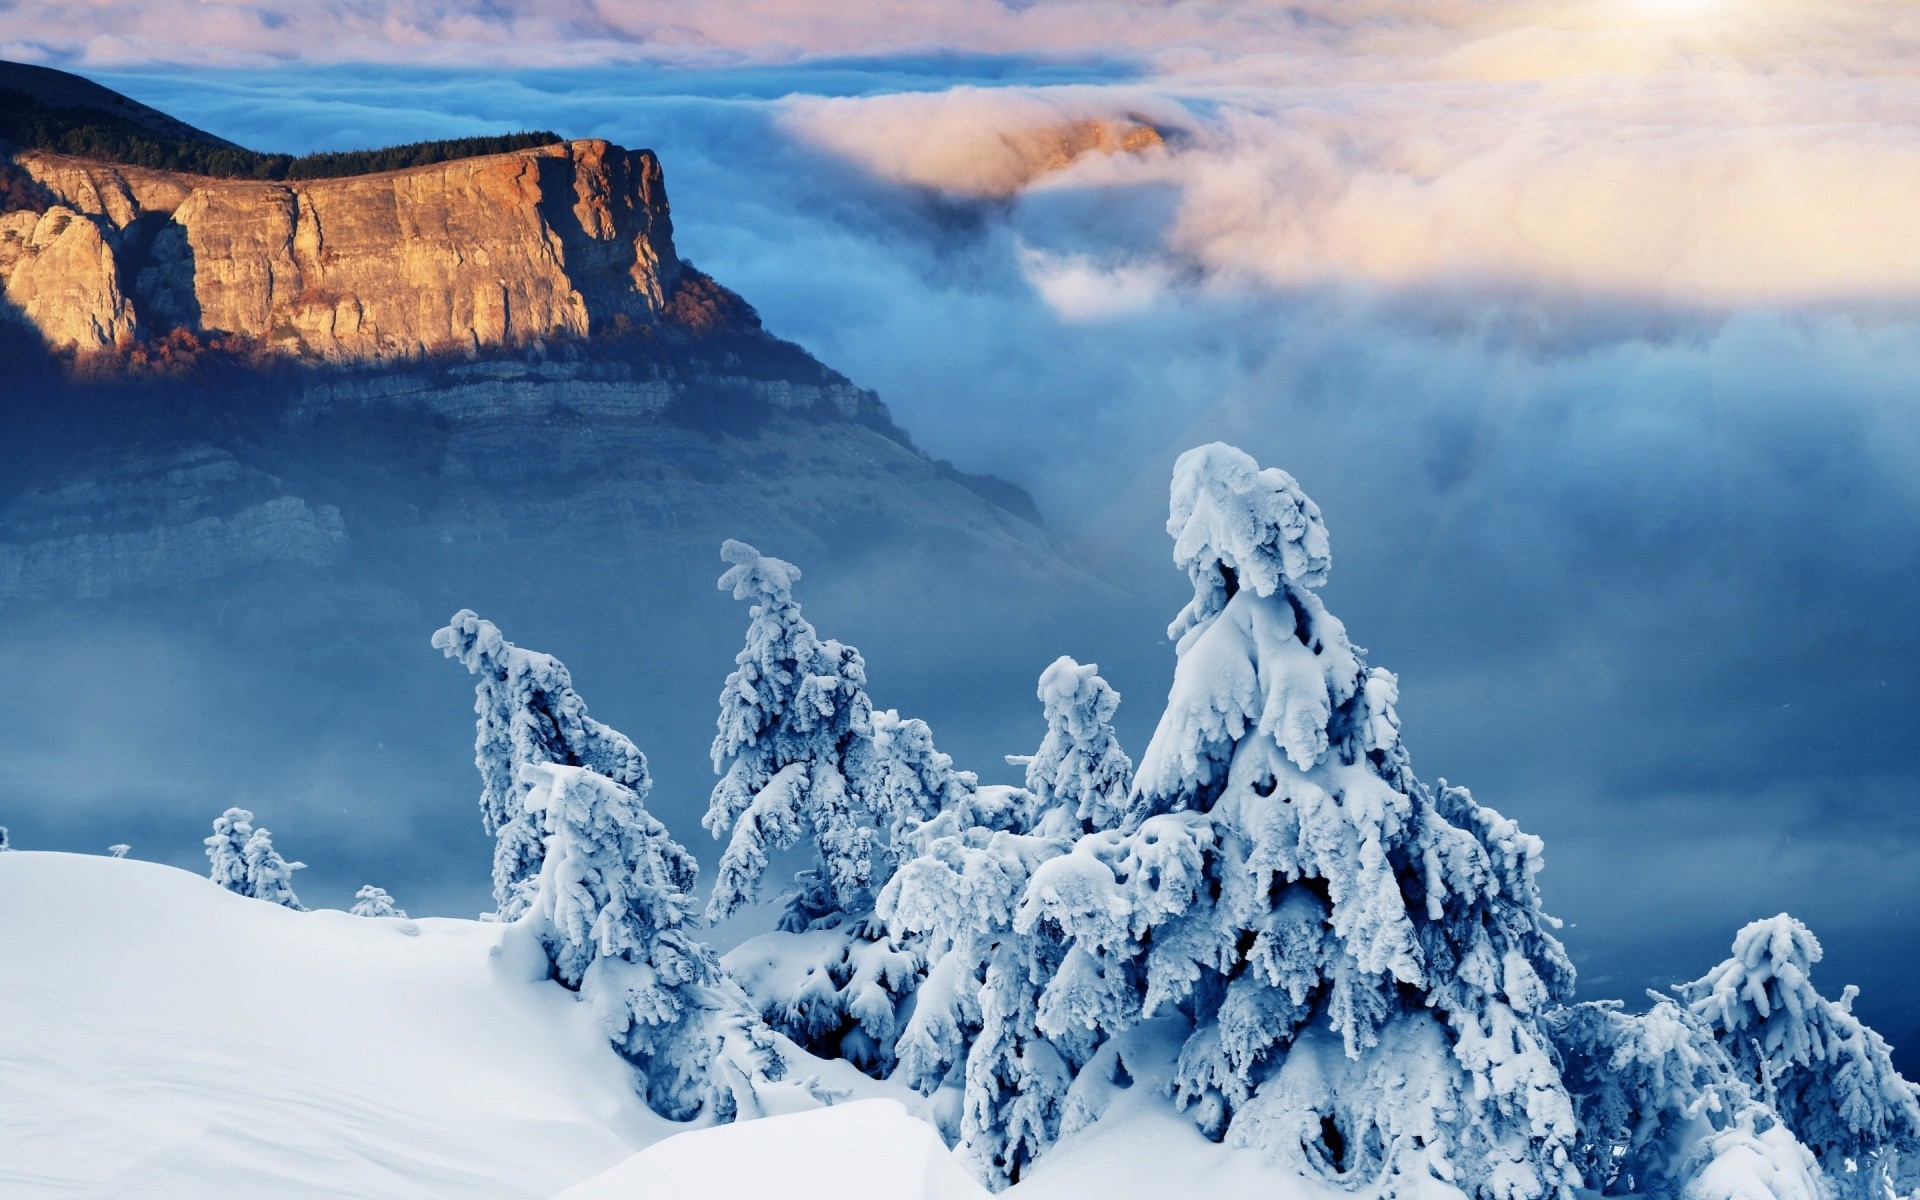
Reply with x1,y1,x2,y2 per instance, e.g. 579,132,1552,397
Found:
2,0,1917,1060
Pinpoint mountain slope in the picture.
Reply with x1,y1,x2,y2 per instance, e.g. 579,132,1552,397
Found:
0,59,240,151
0,70,1092,921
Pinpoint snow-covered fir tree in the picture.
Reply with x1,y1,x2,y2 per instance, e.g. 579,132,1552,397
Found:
704,541,883,924
1020,443,1579,1200
1679,915,1920,1188
0,825,11,851
207,808,306,908
107,844,130,859
1546,997,1823,1200
350,885,406,918
520,761,721,1121
703,541,940,1076
1016,656,1135,838
434,609,646,919
242,827,306,910
881,656,1134,1187
205,807,254,893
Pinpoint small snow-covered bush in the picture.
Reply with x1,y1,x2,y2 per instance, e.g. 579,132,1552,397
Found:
349,885,406,918
434,609,646,919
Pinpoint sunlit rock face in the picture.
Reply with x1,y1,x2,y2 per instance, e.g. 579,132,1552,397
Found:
1,204,138,350
5,139,681,359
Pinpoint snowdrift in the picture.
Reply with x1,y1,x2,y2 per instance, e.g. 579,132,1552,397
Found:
0,851,670,1199
552,1099,986,1200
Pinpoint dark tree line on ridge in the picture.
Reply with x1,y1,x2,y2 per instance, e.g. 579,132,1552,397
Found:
1,86,559,181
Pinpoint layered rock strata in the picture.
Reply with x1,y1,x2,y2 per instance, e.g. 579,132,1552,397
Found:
2,139,681,359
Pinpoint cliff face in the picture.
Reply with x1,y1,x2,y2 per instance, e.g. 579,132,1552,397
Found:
3,139,681,358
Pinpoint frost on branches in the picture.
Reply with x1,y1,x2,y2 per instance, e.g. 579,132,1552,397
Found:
880,655,1134,1188
434,610,646,920
350,885,406,918
204,807,305,910
703,541,940,1076
704,541,883,925
1021,444,1578,1200
1546,998,1823,1200
1679,915,1920,1186
520,762,722,1121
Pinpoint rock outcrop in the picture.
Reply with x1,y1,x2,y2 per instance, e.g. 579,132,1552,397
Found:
1,203,136,348
3,138,683,359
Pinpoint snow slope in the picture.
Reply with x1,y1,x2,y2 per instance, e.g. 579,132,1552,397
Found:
0,851,1315,1200
553,1099,987,1200
0,851,671,1200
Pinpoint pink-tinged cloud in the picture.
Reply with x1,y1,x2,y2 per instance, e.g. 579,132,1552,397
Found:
6,0,1919,306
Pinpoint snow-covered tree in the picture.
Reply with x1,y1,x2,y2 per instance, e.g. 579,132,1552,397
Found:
434,609,646,919
1015,656,1134,839
1679,915,1920,1188
1,826,13,851
107,844,130,859
206,807,255,892
704,541,884,925
1547,997,1823,1200
881,657,1134,1187
207,809,305,908
350,885,406,918
243,827,306,910
520,761,721,1121
701,541,945,1077
1021,444,1579,1200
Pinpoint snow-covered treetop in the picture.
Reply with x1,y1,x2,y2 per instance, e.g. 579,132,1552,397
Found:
718,539,803,606
706,541,880,923
1685,915,1825,1054
1166,443,1331,639
1023,657,1133,834
1680,914,1920,1169
434,608,647,917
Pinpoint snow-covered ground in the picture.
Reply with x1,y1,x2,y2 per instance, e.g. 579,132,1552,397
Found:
0,851,1298,1200
0,851,668,1199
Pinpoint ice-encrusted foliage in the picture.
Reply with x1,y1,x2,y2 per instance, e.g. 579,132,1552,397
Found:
1019,657,1135,836
349,885,406,918
205,807,253,892
205,807,305,910
1023,443,1579,1200
1679,916,1920,1181
704,541,882,924
1547,997,1823,1200
701,541,949,1077
434,610,645,920
869,708,987,853
242,828,306,911
881,658,1134,1188
521,762,719,1121
0,826,9,851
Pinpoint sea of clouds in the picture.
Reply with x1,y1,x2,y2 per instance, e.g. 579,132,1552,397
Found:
3,0,1917,1056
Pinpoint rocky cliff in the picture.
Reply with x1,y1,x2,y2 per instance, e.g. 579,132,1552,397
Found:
3,137,685,358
